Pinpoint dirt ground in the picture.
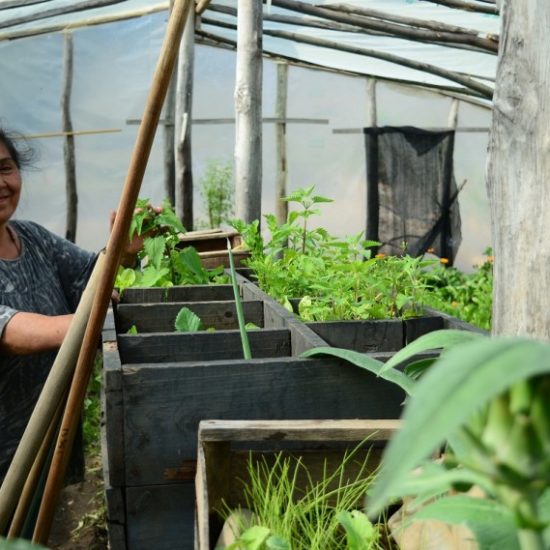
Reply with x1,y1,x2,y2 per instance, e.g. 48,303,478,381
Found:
48,455,108,550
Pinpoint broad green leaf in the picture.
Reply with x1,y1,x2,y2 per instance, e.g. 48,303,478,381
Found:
115,267,137,292
412,495,520,550
265,534,291,550
395,293,411,310
156,210,185,233
336,510,376,549
403,358,436,380
245,322,260,331
380,329,485,373
140,266,170,287
144,235,167,269
174,307,202,332
127,325,138,335
177,246,209,284
368,337,550,515
301,347,414,396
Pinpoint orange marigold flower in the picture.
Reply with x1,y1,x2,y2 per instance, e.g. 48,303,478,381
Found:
487,255,494,263
375,253,385,259
451,301,458,307
440,258,449,264
427,247,435,253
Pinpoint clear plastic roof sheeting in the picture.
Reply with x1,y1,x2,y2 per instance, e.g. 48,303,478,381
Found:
1,0,498,99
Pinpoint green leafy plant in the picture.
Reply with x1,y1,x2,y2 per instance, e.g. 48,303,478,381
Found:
305,332,550,549
174,307,203,332
220,445,382,550
115,198,228,292
198,159,234,229
233,186,436,321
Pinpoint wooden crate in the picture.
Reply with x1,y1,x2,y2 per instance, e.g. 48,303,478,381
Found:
101,283,407,549
241,282,486,353
195,419,400,550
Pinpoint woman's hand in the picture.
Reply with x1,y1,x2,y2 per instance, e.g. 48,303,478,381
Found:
109,206,160,268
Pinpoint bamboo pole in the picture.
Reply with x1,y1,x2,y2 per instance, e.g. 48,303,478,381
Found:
206,3,497,54
265,0,498,53
0,4,169,42
62,32,78,243
421,0,499,15
175,3,195,229
0,0,128,30
15,129,121,139
266,29,494,99
234,0,263,223
275,62,288,226
197,28,490,101
0,253,105,534
6,398,64,539
0,0,53,9
318,2,492,36
31,0,193,543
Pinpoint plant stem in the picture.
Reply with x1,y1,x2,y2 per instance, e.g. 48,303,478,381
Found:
517,529,546,550
227,238,252,359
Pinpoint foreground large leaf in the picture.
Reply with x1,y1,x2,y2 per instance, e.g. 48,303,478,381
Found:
301,347,414,395
412,495,520,550
368,337,550,515
380,329,485,373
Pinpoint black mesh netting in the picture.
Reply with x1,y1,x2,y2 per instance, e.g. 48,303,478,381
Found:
364,127,461,264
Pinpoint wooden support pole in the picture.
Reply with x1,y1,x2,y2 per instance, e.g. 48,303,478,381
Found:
0,0,53,9
62,32,78,243
365,79,379,249
164,0,177,206
175,3,195,229
30,0,193,543
421,0,499,15
234,0,263,223
275,62,288,225
0,0,128,30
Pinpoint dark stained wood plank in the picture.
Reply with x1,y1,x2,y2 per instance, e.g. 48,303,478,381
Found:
126,483,196,550
115,300,264,333
120,284,234,304
307,319,404,351
120,356,405,485
117,328,291,363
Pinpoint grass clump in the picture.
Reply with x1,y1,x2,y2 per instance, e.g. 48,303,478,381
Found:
218,443,383,550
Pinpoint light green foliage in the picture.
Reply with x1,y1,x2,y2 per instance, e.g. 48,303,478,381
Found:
307,333,550,548
234,186,436,321
351,333,550,550
174,307,203,332
220,446,381,550
115,198,229,292
83,355,103,451
199,159,234,229
422,248,493,330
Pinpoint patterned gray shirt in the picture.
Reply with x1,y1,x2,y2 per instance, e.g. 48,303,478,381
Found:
0,220,96,479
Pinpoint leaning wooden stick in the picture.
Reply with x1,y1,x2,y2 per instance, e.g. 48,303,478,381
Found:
31,0,193,543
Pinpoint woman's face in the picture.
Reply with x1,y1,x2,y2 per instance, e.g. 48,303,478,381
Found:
0,141,22,227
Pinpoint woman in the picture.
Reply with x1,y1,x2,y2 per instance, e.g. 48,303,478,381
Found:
0,128,137,481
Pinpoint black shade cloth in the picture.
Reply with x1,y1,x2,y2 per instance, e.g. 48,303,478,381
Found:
364,126,461,264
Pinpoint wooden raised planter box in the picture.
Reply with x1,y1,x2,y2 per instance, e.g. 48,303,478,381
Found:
240,279,487,353
195,419,400,550
101,282,406,550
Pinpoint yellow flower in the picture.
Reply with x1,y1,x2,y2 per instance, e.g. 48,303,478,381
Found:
375,253,385,259
487,255,494,264
451,301,458,308
440,258,449,265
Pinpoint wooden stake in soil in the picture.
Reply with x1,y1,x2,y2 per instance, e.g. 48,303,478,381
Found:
31,0,193,543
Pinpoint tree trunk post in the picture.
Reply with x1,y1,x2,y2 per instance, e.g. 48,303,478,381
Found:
275,62,288,225
175,3,195,229
234,0,263,223
365,78,379,248
62,31,77,243
487,1,550,337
